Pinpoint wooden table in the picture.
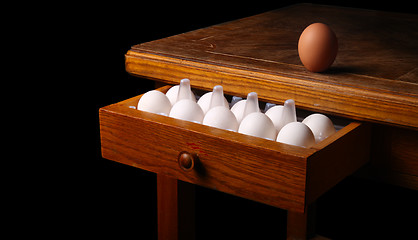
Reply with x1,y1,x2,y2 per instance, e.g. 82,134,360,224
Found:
101,4,417,239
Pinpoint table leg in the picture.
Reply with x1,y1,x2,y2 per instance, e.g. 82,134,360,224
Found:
157,174,195,240
287,203,316,240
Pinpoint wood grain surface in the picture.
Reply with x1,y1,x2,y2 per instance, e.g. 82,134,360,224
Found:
126,4,418,129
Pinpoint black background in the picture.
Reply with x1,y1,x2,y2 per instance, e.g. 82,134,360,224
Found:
54,1,418,239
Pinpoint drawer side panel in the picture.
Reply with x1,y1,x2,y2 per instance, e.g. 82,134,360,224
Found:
306,122,371,204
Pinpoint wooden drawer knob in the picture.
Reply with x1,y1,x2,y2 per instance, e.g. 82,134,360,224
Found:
178,151,195,171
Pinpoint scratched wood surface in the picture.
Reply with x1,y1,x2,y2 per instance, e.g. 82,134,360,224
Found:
126,4,418,129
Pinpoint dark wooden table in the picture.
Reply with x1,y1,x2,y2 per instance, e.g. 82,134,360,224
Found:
127,3,418,129
103,4,417,239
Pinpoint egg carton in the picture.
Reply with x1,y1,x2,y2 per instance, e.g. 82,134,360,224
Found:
136,79,344,148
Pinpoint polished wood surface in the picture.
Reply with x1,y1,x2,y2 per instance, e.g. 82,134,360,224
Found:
99,86,370,213
126,4,418,129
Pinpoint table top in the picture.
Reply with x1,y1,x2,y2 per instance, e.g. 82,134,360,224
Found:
126,4,418,129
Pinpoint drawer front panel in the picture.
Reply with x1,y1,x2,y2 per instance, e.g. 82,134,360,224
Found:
100,105,309,212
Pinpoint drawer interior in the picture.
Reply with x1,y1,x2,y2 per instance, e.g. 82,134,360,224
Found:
100,85,371,213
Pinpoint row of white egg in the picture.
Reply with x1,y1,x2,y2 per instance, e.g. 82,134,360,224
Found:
137,79,336,148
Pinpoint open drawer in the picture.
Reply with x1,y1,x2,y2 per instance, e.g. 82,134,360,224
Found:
99,85,371,213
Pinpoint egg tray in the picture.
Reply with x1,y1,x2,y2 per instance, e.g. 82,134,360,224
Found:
197,90,348,131
133,84,350,147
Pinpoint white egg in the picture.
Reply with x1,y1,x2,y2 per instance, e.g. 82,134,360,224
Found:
169,99,204,123
238,112,277,140
165,79,196,106
165,85,180,106
265,105,284,130
231,92,260,124
265,99,297,132
203,106,238,131
302,113,336,142
276,122,315,148
197,92,229,114
231,99,247,124
137,90,171,116
230,96,243,108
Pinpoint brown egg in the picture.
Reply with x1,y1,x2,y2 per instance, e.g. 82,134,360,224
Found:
298,23,338,72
